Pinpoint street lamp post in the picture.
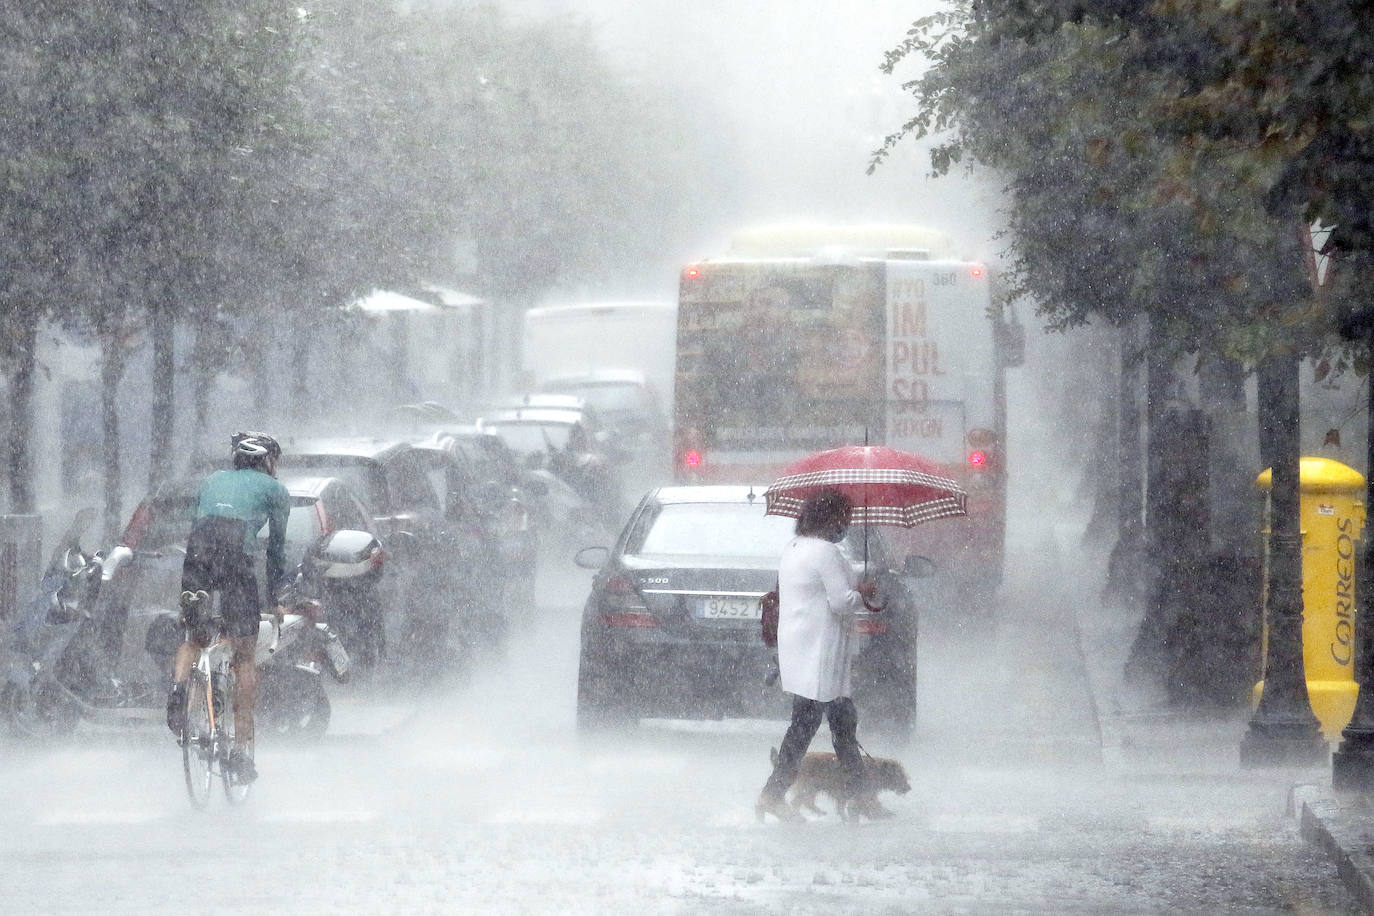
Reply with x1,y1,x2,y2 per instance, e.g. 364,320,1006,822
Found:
1333,306,1374,788
1240,352,1329,767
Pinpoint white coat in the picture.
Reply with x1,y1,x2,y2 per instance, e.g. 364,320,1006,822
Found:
776,534,864,702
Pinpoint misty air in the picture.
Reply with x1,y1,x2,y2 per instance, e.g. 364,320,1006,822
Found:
2,1,1373,913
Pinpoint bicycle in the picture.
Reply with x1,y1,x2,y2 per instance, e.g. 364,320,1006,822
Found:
178,591,278,808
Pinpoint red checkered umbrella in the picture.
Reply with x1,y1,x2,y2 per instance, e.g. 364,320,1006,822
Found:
763,445,967,527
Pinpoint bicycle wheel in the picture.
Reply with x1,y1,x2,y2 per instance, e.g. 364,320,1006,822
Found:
181,673,214,809
218,669,252,805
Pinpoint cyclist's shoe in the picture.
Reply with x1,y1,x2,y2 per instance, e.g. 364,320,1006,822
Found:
166,681,187,736
228,748,257,784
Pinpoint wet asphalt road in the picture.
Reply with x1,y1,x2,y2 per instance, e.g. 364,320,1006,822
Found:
0,547,1362,915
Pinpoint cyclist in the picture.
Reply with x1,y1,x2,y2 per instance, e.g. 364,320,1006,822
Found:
166,431,290,783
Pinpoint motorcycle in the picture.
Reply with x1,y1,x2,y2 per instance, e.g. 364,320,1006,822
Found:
143,531,365,743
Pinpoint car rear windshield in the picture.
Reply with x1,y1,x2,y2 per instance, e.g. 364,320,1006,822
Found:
280,457,382,510
631,502,796,558
546,381,649,413
485,422,572,454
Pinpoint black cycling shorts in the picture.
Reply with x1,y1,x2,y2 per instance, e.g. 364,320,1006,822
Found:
180,516,261,639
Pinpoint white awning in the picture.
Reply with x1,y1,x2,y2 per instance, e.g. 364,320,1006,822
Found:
420,283,486,309
349,286,487,314
349,289,443,314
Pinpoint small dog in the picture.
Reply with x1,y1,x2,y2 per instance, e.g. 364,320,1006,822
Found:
771,748,911,820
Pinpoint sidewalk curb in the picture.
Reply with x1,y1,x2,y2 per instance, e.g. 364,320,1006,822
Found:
1290,783,1374,914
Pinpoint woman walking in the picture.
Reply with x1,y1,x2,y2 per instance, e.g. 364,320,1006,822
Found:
756,487,890,822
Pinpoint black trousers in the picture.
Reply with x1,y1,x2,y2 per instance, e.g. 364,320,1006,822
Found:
761,694,864,800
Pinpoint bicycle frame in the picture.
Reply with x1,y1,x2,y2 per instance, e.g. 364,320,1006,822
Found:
183,613,278,808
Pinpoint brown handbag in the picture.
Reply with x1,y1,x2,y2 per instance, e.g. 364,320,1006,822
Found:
760,583,780,647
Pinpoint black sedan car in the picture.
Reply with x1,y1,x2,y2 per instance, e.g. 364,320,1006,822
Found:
574,485,923,741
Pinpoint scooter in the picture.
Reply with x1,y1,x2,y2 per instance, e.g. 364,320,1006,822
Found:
3,511,353,742
1,509,161,738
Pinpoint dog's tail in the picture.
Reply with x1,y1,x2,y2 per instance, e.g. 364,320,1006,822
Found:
769,746,779,767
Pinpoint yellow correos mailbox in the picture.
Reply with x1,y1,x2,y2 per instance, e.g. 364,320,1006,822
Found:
1254,457,1367,739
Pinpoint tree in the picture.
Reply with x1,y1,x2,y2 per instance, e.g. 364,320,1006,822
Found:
873,1,1330,709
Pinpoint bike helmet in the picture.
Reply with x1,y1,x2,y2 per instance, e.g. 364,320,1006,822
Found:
231,431,282,469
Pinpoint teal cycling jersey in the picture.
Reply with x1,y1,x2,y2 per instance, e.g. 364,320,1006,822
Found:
193,468,292,590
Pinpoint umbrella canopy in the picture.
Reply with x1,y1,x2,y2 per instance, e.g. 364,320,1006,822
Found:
763,445,967,527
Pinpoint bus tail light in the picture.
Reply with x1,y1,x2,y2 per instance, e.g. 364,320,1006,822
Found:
676,427,706,478
967,428,998,471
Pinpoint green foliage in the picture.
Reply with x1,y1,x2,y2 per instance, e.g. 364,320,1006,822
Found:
873,0,1368,367
0,1,705,349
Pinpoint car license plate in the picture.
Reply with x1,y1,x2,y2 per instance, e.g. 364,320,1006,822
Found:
698,595,761,620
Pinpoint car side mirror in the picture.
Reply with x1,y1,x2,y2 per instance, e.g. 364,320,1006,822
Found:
901,554,937,579
307,529,383,579
574,546,610,569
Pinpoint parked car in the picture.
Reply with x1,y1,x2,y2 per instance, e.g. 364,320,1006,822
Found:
538,370,671,496
279,438,506,658
422,425,543,604
477,405,624,525
539,369,666,444
272,473,387,673
573,485,924,741
429,423,607,568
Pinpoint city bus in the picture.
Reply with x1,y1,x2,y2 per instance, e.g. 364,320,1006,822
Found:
673,224,1023,590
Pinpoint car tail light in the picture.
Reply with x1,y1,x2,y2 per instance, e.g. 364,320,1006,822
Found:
120,502,152,549
856,616,889,636
599,573,657,627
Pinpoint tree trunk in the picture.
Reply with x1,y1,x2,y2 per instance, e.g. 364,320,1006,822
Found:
1198,354,1253,555
1144,316,1179,565
290,330,310,422
1081,326,1120,547
1106,318,1146,600
149,303,175,491
253,312,273,413
7,322,37,514
190,318,213,465
100,331,127,541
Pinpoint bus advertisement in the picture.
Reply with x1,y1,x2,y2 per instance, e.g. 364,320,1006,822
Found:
673,226,1022,589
